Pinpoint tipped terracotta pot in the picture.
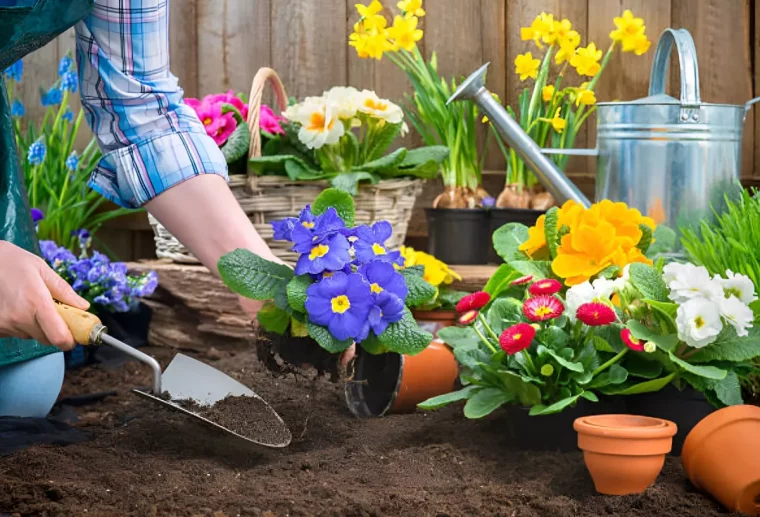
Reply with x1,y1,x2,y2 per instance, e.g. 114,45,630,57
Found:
411,309,457,337
345,340,459,418
682,405,760,515
574,414,677,495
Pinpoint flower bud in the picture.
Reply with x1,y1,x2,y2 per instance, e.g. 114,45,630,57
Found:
540,364,555,377
643,342,656,353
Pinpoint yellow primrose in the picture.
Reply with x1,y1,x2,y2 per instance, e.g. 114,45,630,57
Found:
397,0,425,17
550,108,566,133
481,92,501,123
610,10,646,44
555,31,580,65
515,52,540,81
518,215,547,257
542,85,555,102
570,43,602,77
575,83,597,106
356,0,383,19
388,14,423,51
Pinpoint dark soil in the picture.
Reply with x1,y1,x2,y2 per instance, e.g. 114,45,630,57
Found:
254,327,341,381
0,344,740,517
173,395,291,447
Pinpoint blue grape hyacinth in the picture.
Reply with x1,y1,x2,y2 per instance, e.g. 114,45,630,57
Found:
10,99,25,117
4,59,23,82
65,151,79,172
28,137,46,165
41,86,63,106
58,55,72,76
61,71,78,93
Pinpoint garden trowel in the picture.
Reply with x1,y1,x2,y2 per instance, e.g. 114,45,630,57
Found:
55,302,292,448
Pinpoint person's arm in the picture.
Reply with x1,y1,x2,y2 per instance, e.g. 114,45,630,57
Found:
75,0,283,315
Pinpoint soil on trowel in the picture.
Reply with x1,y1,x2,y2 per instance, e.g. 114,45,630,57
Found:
173,395,290,446
0,343,745,517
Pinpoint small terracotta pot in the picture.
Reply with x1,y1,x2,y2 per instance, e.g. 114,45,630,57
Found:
345,340,459,418
682,405,760,515
574,414,677,495
411,309,457,338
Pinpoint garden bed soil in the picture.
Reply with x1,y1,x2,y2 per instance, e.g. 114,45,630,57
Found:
0,344,741,517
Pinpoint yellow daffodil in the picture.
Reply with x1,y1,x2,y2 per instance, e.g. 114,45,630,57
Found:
520,12,552,47
550,108,566,133
628,33,651,55
609,10,645,44
481,92,501,123
575,83,597,106
547,18,574,45
555,31,580,65
542,85,555,102
515,52,540,81
397,0,425,17
349,20,391,60
356,0,383,19
570,42,602,77
387,14,423,51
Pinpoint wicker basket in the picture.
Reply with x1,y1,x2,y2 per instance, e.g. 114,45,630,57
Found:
150,68,424,265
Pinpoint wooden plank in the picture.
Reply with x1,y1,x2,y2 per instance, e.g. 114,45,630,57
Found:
271,0,347,99
169,0,199,98
586,0,672,186
671,0,753,178
196,0,271,97
505,0,588,177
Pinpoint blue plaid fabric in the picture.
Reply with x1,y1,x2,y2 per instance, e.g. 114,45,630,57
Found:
76,0,227,208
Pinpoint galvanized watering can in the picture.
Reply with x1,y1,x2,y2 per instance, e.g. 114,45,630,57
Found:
450,28,760,238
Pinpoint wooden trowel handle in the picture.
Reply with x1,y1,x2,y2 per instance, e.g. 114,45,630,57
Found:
55,302,107,345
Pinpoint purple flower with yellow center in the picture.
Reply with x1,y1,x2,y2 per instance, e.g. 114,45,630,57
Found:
358,291,406,340
293,232,351,276
272,205,317,242
291,207,345,246
305,272,374,341
356,262,407,339
353,221,403,265
358,261,408,301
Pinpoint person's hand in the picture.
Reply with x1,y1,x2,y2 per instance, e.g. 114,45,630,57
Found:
0,241,90,350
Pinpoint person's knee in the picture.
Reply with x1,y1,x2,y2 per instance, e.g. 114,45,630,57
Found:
0,352,64,417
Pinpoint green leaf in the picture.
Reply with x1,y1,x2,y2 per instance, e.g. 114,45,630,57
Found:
291,317,309,337
330,171,379,195
713,371,743,406
418,385,478,410
689,325,760,363
438,326,481,350
601,372,676,395
383,159,441,180
540,346,584,372
588,364,628,389
365,122,402,161
626,320,678,352
257,302,290,334
312,188,355,227
397,145,449,168
400,268,438,306
487,297,524,333
483,264,521,298
359,334,389,355
493,223,530,262
306,321,353,353
359,148,407,172
637,224,653,254
591,336,615,353
437,289,468,309
529,394,583,415
218,249,294,300
623,354,664,379
544,207,559,259
598,266,621,280
495,370,542,406
510,260,554,279
629,263,669,302
647,225,677,257
644,299,678,320
594,323,627,353
220,122,251,163
581,391,599,402
536,327,569,350
286,275,313,313
379,308,433,355
463,388,513,418
668,352,727,380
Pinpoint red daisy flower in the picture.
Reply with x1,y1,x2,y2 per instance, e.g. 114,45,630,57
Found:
528,279,562,296
523,295,564,322
621,328,645,352
458,310,478,326
511,275,534,286
576,302,616,326
456,291,491,313
499,323,536,355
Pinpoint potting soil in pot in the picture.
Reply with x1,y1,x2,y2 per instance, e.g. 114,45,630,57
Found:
0,343,742,516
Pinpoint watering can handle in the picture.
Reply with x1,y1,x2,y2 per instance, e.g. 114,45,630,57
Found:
648,28,701,108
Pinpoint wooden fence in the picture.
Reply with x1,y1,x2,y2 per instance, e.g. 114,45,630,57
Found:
10,0,757,258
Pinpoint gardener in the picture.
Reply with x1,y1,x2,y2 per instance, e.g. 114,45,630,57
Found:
0,0,281,418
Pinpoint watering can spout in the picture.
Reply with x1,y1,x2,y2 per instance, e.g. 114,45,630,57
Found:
449,63,591,208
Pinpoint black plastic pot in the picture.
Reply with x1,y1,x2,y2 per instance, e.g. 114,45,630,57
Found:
425,208,490,265
504,397,626,452
624,385,716,456
488,208,545,264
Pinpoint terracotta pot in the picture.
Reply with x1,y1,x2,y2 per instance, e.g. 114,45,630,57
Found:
574,414,677,495
344,340,459,418
682,405,760,515
411,309,457,338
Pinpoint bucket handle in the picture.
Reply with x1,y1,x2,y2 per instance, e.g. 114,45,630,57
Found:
648,28,701,109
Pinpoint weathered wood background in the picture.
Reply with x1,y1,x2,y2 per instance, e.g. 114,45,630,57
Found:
12,0,756,259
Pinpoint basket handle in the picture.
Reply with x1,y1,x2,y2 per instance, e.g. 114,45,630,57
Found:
247,67,289,160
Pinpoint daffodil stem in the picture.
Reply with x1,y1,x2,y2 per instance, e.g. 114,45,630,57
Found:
592,348,628,377
473,325,498,354
477,312,500,343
